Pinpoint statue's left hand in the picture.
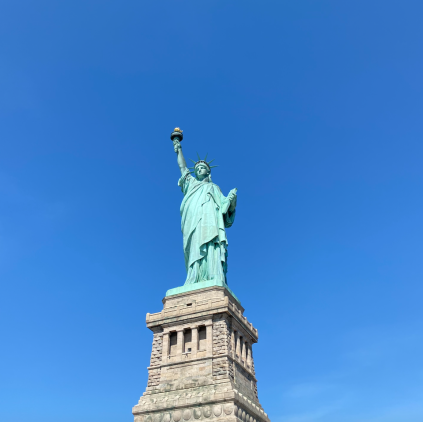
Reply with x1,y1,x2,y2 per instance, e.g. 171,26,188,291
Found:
228,189,237,212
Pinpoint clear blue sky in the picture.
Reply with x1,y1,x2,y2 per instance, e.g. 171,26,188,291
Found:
1,2,422,422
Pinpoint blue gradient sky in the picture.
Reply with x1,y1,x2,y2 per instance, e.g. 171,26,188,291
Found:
1,2,422,422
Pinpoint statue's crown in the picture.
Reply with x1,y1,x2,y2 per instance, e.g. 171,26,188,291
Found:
188,153,218,175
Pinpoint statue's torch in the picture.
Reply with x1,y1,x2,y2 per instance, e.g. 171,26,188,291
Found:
170,127,183,147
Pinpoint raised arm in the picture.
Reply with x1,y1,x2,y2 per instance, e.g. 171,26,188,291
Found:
174,140,187,175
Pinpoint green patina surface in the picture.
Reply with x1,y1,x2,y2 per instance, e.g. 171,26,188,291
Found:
166,279,240,303
168,129,240,302
178,167,236,286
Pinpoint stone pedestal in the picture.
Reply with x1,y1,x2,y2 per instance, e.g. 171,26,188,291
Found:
132,286,270,422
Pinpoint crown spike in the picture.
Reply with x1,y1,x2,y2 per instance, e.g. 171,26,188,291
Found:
188,155,219,172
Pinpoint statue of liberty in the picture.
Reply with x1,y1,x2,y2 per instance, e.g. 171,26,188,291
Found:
171,128,238,286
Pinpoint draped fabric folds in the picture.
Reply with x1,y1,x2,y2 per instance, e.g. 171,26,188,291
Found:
178,169,236,285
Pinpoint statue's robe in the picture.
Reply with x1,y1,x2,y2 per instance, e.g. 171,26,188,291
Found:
178,169,236,285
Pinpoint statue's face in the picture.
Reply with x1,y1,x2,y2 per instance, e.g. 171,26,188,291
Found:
195,164,210,180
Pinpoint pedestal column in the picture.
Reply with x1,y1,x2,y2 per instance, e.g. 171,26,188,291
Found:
247,343,252,367
191,326,198,356
176,330,184,356
206,324,213,356
231,329,235,358
162,332,169,361
235,331,241,359
241,340,247,362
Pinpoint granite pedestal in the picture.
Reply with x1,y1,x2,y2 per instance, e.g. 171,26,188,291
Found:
132,286,270,422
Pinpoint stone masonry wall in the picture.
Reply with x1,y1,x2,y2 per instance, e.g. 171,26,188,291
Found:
250,347,256,376
147,329,163,388
212,356,234,380
147,367,160,388
149,330,163,367
249,347,258,398
212,314,231,356
254,379,258,400
212,314,234,381
235,362,258,401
